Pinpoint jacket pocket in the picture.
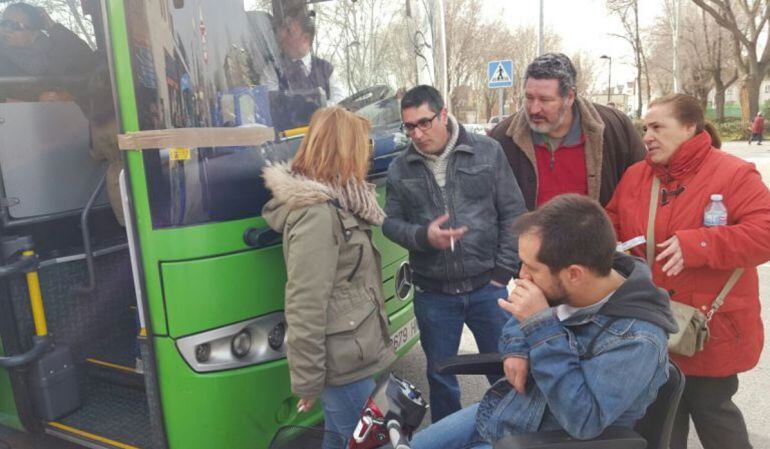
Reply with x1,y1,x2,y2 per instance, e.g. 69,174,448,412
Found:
325,299,383,378
456,165,493,199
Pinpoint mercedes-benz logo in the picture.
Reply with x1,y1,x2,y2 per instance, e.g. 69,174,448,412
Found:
394,261,413,301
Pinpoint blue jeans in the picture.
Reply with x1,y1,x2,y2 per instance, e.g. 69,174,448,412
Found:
321,377,375,449
414,283,509,422
410,403,490,449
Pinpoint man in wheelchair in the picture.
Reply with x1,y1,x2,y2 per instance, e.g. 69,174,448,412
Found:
409,194,678,449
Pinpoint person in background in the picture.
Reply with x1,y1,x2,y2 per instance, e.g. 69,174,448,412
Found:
606,93,770,449
748,112,764,145
262,107,395,449
383,85,526,422
490,53,645,211
261,8,344,105
0,2,96,101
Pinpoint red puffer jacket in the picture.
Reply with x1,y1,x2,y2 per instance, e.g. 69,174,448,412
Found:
606,131,770,377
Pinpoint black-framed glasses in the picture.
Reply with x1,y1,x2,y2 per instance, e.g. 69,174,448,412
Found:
401,112,439,134
0,20,30,32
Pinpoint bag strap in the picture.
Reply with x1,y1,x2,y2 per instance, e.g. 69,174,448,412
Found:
646,177,744,322
706,268,744,322
646,177,661,265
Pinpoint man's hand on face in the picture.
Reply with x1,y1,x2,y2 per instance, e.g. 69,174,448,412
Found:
427,214,468,250
498,279,549,322
503,356,529,394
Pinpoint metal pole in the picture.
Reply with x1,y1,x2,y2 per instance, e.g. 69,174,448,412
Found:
437,0,449,108
538,0,544,55
499,89,504,117
608,57,612,103
672,0,680,93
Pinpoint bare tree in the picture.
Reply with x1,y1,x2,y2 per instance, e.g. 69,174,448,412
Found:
607,0,649,118
647,1,738,119
691,0,769,122
571,52,599,97
314,0,398,93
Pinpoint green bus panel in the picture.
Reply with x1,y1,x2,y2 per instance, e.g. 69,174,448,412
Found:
0,340,21,430
160,242,410,339
161,247,286,338
158,301,417,449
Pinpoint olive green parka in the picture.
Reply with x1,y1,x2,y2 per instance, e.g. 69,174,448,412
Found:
262,162,396,398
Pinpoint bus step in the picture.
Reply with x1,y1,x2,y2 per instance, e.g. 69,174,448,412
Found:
86,357,145,390
47,377,153,449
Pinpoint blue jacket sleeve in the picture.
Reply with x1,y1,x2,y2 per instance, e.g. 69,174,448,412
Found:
498,314,531,359
521,315,664,439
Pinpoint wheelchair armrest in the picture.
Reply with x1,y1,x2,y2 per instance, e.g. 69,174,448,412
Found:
435,353,504,376
492,427,646,449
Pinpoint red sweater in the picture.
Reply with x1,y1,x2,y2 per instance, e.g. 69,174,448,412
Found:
534,137,588,206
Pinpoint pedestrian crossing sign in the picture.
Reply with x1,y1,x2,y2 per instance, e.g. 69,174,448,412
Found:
488,60,514,89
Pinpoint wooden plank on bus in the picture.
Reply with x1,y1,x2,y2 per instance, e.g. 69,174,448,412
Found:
117,126,275,150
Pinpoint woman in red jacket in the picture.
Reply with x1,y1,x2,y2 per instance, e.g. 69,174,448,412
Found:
606,94,770,449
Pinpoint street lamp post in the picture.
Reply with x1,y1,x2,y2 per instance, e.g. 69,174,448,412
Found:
600,55,612,104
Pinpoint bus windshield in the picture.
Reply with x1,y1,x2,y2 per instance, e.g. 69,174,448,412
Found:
121,0,445,228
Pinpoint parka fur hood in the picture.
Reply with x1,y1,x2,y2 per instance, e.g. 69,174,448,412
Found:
262,162,385,232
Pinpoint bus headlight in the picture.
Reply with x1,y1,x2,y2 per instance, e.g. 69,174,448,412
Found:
268,322,286,351
195,343,211,363
231,329,252,358
176,312,287,373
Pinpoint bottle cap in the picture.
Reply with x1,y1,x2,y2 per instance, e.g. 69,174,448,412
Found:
710,194,723,201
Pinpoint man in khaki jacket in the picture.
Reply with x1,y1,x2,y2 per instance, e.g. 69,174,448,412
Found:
490,53,645,210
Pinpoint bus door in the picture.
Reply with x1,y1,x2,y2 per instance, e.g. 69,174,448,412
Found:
0,1,169,448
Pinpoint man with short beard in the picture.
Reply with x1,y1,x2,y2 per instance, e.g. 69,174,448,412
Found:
490,53,645,211
409,195,677,449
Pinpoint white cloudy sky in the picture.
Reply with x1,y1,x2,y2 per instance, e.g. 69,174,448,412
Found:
481,0,662,89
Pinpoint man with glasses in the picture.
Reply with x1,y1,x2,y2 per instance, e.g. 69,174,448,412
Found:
383,85,527,423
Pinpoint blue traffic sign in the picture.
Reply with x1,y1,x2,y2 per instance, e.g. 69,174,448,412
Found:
488,60,514,89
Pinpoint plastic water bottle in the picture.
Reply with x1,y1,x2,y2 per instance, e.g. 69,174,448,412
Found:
704,194,728,227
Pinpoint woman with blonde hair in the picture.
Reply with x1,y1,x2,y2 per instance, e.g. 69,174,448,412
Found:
262,106,395,449
606,94,770,449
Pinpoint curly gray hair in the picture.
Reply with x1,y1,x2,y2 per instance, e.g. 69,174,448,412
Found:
524,53,577,98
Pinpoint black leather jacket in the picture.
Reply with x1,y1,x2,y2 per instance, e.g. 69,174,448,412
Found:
383,125,526,294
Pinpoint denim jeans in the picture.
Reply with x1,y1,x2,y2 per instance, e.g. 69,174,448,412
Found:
413,283,509,422
321,377,375,449
410,403,490,449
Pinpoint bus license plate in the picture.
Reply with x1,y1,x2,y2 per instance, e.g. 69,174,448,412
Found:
390,317,419,353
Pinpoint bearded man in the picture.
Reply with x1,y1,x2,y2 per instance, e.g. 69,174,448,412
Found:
490,53,645,210
408,194,677,449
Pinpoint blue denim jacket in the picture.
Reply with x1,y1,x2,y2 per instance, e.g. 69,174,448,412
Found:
475,309,669,442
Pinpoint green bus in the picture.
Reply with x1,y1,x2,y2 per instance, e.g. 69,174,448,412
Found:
0,0,447,448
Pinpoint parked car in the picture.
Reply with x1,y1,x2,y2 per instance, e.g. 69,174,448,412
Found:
464,123,487,135
485,114,509,134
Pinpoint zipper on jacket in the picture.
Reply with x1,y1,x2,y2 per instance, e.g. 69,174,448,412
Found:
347,245,364,282
419,161,454,284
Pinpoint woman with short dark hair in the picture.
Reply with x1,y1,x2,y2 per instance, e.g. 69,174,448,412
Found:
606,93,770,449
